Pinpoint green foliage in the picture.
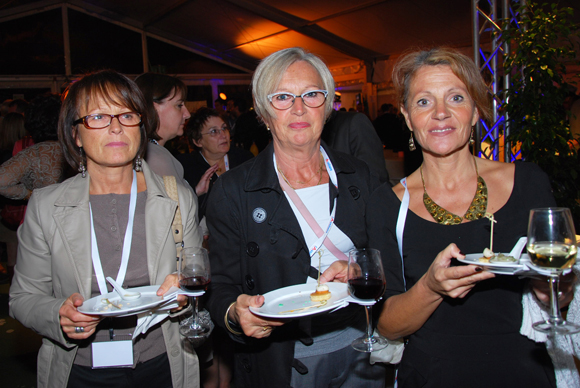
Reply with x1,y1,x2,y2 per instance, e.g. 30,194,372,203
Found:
503,1,580,222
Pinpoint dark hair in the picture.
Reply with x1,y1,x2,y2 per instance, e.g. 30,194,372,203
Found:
392,47,491,122
25,93,62,143
134,73,188,141
58,70,149,171
0,112,26,151
8,99,29,114
186,107,221,150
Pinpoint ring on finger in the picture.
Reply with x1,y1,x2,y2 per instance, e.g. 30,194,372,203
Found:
74,326,84,334
262,326,271,332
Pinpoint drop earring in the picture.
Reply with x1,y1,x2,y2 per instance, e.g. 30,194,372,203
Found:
134,155,143,172
470,126,475,145
408,132,416,151
78,147,86,178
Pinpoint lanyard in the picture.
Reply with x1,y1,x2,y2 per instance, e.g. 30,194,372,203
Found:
396,177,409,291
89,170,138,295
200,153,230,173
274,146,348,260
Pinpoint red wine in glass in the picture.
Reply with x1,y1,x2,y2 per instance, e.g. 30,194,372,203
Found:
348,248,388,352
180,276,210,292
348,277,385,301
178,247,211,339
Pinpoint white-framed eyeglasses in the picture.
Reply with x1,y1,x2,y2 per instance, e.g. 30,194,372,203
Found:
267,90,328,110
201,126,229,137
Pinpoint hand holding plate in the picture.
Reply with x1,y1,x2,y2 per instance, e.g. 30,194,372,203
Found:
233,294,284,338
424,244,495,299
59,293,102,340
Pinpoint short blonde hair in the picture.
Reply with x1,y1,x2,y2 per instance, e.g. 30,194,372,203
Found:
252,47,335,125
392,47,491,122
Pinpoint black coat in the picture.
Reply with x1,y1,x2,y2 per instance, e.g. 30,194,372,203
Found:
322,110,390,184
176,146,253,219
205,142,380,388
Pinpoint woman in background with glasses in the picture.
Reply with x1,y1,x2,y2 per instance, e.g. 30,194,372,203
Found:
177,107,253,221
204,47,384,388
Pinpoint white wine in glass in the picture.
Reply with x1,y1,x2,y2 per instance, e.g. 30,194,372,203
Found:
527,207,579,334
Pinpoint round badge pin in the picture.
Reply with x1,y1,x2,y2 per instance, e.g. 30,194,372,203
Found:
252,207,267,224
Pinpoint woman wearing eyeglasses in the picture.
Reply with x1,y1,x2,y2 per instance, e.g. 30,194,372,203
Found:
204,47,384,388
9,70,202,388
176,107,253,220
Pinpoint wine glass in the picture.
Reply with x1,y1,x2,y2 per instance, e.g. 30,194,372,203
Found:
527,208,579,334
178,247,212,338
347,248,388,352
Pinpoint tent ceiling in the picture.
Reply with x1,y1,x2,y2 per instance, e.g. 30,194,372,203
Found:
1,0,579,74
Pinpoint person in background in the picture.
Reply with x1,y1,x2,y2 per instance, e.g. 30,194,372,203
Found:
225,98,243,137
373,103,406,152
205,47,384,388
322,109,390,184
369,47,562,387
10,70,201,388
0,112,26,283
0,99,13,121
135,73,193,190
0,112,26,162
176,107,253,221
8,99,29,115
232,106,270,155
0,94,65,280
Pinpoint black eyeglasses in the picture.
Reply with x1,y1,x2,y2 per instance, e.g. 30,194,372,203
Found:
267,90,328,110
73,112,142,129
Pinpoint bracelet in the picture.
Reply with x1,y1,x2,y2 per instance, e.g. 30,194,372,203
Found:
224,301,242,335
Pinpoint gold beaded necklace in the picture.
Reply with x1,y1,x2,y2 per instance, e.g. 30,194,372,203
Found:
420,156,488,225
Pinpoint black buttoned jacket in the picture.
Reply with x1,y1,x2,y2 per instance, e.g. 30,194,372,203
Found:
205,142,380,388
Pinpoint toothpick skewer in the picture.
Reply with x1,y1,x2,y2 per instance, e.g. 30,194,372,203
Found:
485,213,497,252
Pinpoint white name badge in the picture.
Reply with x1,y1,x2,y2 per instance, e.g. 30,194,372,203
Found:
92,340,133,368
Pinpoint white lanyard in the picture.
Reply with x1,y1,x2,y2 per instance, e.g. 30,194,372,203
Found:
274,146,346,259
89,170,138,295
396,177,409,291
200,153,230,172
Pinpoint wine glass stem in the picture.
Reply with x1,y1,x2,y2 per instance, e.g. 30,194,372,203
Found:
364,305,373,340
190,296,201,330
548,274,563,324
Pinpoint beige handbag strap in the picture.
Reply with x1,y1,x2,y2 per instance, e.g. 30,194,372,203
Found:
163,175,184,259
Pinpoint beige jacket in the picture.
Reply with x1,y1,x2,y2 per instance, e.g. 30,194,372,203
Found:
9,161,202,388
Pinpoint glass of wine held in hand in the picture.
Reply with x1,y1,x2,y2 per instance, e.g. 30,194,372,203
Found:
179,247,212,338
527,208,579,334
348,248,388,352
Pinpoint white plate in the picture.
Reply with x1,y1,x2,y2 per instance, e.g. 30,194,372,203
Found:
457,253,527,275
250,283,351,319
78,286,171,317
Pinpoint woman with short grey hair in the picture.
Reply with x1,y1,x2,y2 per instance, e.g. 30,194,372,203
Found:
205,47,385,388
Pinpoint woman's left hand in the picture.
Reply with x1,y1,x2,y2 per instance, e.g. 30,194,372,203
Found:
195,164,220,196
531,272,576,308
157,274,188,311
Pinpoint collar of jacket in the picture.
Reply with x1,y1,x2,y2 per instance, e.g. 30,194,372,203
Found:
243,140,356,194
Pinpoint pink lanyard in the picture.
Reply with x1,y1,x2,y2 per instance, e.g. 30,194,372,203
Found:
274,147,349,261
